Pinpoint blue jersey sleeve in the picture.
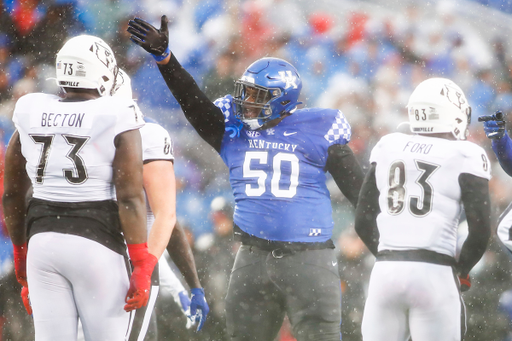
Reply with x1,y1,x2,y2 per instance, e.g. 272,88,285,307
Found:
492,133,512,177
323,110,351,145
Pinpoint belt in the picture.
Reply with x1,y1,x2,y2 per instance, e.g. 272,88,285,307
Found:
376,249,456,267
234,224,334,257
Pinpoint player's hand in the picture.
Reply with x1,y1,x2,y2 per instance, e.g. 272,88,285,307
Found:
21,286,32,315
177,291,195,329
189,288,209,332
178,290,191,315
127,15,170,61
478,111,506,139
124,244,158,312
459,274,471,292
13,243,28,287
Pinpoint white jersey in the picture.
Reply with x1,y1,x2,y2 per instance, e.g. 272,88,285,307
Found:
13,92,144,202
370,133,491,257
140,122,174,231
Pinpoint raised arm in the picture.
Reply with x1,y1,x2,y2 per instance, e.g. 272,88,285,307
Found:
479,111,512,175
127,16,225,153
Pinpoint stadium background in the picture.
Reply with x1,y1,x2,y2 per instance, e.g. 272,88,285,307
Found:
2,0,512,340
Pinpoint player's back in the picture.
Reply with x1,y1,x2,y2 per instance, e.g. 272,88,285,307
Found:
370,132,490,257
13,92,144,203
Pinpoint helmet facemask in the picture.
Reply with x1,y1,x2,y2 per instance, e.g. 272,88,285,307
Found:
233,80,278,130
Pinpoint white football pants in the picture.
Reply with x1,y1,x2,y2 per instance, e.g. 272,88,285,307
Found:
27,232,133,341
362,261,465,341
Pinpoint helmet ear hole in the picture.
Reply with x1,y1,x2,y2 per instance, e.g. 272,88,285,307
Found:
281,100,290,106
102,76,109,82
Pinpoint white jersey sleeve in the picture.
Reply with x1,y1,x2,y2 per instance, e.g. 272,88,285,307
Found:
140,122,174,163
369,133,491,257
140,122,175,232
12,93,144,202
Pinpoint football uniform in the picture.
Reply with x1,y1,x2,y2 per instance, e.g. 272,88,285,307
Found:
214,96,349,340
13,92,144,341
215,95,351,243
361,132,491,341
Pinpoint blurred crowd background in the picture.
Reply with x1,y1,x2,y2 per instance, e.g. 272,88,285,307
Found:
2,0,512,340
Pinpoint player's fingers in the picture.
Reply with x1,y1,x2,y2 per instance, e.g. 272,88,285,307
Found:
160,15,169,32
478,115,495,122
129,36,145,47
134,18,156,32
127,26,147,40
128,20,148,34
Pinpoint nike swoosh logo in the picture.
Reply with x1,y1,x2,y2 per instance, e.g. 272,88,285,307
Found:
284,131,297,136
332,261,338,266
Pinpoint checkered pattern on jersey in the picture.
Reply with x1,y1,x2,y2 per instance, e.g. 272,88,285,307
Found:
324,110,351,144
214,95,233,122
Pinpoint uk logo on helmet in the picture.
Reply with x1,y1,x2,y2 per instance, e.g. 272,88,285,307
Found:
278,71,298,89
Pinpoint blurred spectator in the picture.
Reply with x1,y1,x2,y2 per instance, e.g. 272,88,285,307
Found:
337,228,373,341
194,196,239,341
202,50,238,102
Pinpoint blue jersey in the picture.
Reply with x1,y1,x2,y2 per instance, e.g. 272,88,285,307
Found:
214,95,352,243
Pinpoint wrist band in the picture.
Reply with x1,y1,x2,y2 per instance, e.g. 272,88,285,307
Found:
152,46,170,62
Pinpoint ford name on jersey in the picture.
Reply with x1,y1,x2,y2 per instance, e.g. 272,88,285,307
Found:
41,112,85,128
403,141,433,154
248,139,298,152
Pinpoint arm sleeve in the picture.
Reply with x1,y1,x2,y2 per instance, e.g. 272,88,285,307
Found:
354,163,380,256
157,54,225,153
456,173,491,276
325,144,365,207
492,133,512,176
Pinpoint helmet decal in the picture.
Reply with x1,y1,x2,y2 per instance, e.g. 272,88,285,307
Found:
277,71,298,89
233,57,302,131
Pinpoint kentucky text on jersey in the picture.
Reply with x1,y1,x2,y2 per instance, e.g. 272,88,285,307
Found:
248,139,298,152
41,112,85,127
403,141,433,154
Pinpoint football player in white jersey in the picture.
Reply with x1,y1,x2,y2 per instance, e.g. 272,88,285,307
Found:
355,77,491,341
112,70,209,340
2,35,158,341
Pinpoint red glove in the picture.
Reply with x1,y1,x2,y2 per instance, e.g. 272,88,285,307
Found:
21,286,32,315
459,274,471,292
13,243,28,287
124,243,158,312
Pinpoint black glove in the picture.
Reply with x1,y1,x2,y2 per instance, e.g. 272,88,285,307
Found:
127,15,170,61
459,274,471,292
478,110,506,139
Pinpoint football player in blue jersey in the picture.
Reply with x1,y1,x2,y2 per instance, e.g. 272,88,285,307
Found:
127,15,364,341
479,112,512,263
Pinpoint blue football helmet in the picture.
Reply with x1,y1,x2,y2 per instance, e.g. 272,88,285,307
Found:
233,57,302,130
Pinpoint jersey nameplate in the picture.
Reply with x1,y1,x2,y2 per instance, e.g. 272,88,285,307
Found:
32,112,92,129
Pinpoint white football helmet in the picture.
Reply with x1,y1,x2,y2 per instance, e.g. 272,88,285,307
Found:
112,69,132,99
56,35,118,97
406,77,471,140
